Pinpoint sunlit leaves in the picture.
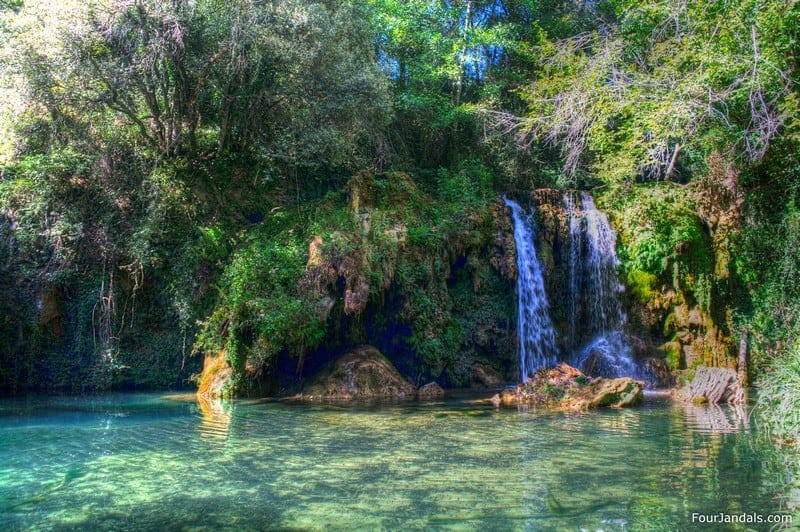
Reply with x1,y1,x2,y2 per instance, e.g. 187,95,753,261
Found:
496,0,797,182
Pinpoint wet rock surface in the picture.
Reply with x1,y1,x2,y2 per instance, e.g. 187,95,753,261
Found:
491,363,644,411
418,382,445,400
470,363,504,388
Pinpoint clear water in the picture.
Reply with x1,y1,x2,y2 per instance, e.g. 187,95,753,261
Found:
504,196,557,380
1,394,796,530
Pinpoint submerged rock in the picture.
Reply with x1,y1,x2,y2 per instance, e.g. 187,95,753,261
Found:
303,345,416,400
493,363,643,411
418,382,445,400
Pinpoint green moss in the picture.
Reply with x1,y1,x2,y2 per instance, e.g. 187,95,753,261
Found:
627,269,657,304
543,383,566,401
660,341,682,371
193,168,509,394
598,185,712,290
662,312,678,337
194,207,327,389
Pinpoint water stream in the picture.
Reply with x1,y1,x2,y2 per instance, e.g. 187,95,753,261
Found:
504,196,557,381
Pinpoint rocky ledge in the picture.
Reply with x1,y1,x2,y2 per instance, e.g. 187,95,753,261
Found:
491,363,644,410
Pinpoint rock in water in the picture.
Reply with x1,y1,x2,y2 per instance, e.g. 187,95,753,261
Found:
197,352,233,399
494,362,643,411
470,363,504,388
418,382,445,400
303,345,416,400
674,366,744,405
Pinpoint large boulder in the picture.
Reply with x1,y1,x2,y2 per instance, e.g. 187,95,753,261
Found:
492,363,643,411
470,363,504,388
418,382,445,400
303,345,416,400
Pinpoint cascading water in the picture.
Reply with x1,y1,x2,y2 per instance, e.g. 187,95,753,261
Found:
564,192,638,379
504,196,557,382
507,191,640,383
581,191,625,335
563,192,582,347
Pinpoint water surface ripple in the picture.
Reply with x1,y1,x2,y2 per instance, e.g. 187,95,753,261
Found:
0,394,794,530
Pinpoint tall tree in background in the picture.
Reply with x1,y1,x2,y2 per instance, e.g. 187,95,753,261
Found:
0,0,391,392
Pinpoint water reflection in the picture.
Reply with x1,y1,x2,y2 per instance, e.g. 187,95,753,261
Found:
196,394,231,442
681,403,751,434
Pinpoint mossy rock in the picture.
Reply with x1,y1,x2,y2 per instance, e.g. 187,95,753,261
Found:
627,269,657,304
470,363,504,388
303,345,416,400
498,363,644,411
418,382,445,399
659,341,683,371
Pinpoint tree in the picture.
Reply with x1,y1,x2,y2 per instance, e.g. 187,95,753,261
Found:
486,0,798,182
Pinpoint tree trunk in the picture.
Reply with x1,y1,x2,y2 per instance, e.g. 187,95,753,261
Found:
738,329,749,388
665,142,681,181
452,0,472,108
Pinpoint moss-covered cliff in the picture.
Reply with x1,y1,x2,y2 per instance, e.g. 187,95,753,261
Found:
196,170,518,397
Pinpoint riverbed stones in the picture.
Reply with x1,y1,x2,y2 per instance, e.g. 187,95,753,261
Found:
303,345,416,400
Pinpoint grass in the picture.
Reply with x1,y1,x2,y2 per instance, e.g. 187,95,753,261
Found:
757,341,800,448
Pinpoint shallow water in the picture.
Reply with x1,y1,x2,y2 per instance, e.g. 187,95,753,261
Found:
0,393,795,530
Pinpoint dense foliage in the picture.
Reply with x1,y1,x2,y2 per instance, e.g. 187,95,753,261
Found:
0,0,798,440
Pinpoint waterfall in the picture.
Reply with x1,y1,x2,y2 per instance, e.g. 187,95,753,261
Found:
581,191,625,335
506,191,640,383
567,192,638,379
563,192,582,346
504,196,557,382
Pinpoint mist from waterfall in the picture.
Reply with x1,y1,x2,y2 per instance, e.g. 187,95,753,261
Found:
503,196,557,381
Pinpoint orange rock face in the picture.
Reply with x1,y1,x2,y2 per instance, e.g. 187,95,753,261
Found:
197,352,233,398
